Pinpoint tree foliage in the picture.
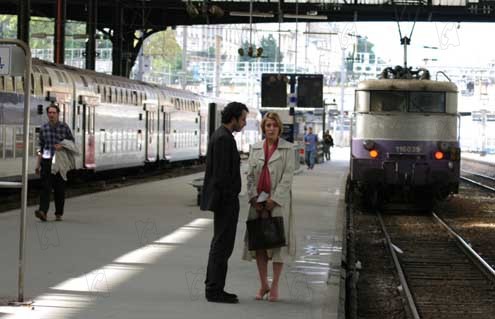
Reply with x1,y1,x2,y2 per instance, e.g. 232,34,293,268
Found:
143,29,182,73
260,34,283,62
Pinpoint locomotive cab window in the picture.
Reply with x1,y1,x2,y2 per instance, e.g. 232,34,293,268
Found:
408,92,446,113
370,91,406,112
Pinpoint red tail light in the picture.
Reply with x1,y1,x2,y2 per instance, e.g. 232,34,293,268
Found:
434,151,444,160
369,149,379,158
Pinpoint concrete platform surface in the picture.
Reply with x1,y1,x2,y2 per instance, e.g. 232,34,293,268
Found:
0,147,350,319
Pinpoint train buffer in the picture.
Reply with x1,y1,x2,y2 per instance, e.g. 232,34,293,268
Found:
190,177,204,206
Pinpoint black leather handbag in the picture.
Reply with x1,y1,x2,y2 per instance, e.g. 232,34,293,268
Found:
246,210,286,251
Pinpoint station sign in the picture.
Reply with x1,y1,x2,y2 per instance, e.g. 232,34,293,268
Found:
0,46,11,75
0,45,26,76
287,93,297,107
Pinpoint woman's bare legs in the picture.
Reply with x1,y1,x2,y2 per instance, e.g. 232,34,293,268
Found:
255,250,270,300
269,262,283,301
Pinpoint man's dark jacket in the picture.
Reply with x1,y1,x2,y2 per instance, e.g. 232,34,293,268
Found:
200,126,241,212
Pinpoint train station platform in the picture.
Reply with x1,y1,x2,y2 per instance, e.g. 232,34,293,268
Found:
462,151,495,166
0,148,350,319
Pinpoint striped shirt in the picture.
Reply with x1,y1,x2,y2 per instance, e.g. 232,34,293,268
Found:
38,121,74,157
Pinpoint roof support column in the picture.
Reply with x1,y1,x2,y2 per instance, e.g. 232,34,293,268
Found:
17,0,30,44
112,0,124,76
54,0,66,64
85,0,97,70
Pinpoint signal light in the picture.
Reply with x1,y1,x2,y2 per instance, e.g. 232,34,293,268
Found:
238,46,263,58
369,149,379,158
434,151,444,160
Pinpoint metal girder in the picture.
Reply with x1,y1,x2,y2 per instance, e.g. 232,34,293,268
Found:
5,0,495,30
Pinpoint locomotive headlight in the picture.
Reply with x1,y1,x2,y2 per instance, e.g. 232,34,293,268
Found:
363,140,375,150
369,149,379,158
434,151,444,160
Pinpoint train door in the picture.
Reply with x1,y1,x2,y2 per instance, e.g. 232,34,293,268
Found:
163,111,172,160
83,104,96,168
145,106,158,162
73,101,84,169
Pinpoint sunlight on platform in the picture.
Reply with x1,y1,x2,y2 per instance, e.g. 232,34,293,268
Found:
0,218,212,319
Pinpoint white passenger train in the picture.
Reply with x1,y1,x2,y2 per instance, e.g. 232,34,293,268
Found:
0,59,261,180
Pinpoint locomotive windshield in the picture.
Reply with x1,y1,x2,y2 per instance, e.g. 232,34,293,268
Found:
370,91,446,113
409,92,446,113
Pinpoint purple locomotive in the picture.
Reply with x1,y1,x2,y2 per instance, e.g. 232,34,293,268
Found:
345,67,460,207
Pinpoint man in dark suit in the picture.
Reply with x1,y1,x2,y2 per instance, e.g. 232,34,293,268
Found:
200,102,248,304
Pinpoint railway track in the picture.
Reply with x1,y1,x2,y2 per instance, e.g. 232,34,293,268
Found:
461,169,495,191
379,212,495,319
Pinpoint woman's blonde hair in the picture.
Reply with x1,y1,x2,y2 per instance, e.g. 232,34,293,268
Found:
261,112,283,137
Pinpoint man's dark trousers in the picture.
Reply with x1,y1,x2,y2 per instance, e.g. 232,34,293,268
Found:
39,159,66,215
205,198,240,295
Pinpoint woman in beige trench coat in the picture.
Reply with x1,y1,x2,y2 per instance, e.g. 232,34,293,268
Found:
242,112,296,302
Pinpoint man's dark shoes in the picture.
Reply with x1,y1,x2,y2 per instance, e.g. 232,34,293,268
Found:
222,291,238,299
35,210,47,222
206,291,239,304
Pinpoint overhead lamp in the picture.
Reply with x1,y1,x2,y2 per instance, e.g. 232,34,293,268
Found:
229,11,275,18
283,14,327,20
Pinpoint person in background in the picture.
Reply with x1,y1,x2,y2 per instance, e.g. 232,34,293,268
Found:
323,130,334,161
243,112,296,302
304,127,318,169
200,102,249,304
35,103,75,222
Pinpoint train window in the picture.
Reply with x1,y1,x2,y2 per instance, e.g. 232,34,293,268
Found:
409,92,446,113
370,91,406,112
31,74,35,94
15,77,24,93
4,127,13,158
97,85,101,94
48,76,52,87
108,87,113,103
39,77,44,95
0,126,3,159
102,87,106,102
15,127,23,158
0,76,4,91
5,77,14,92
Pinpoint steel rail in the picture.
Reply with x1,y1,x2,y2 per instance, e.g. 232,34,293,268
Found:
377,212,421,319
460,176,495,192
432,212,495,283
461,169,495,182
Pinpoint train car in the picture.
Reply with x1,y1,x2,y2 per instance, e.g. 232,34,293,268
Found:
199,96,260,156
345,67,460,207
0,59,259,180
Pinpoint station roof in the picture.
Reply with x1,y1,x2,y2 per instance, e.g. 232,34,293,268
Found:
4,0,495,31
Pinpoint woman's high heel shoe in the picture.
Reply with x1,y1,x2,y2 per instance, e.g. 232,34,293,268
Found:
268,289,279,302
255,288,270,300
